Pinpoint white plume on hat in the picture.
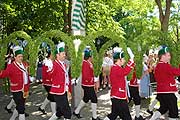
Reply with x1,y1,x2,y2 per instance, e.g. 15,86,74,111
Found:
13,45,23,54
86,46,91,49
113,47,122,53
56,42,65,53
157,45,163,51
57,42,65,49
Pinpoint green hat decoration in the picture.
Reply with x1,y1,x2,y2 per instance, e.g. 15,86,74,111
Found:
158,45,169,56
55,42,65,54
13,45,24,56
113,47,124,59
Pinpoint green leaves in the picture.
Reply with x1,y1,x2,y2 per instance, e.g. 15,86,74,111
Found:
87,1,121,34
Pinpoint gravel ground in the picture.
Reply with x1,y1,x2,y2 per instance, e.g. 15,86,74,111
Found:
0,83,180,120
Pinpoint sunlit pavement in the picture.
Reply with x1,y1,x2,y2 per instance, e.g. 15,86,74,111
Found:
0,83,180,120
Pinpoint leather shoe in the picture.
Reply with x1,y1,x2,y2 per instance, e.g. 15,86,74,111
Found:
92,117,101,120
25,112,29,117
146,109,153,116
38,107,47,114
4,107,12,113
73,112,82,118
135,115,144,120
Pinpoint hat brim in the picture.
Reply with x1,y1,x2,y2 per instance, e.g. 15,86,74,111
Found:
15,50,24,56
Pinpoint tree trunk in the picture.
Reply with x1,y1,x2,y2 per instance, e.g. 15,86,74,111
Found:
155,0,172,32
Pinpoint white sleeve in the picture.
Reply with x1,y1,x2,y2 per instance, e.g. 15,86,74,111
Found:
143,63,148,71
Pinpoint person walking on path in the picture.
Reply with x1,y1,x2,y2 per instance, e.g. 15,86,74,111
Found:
48,42,71,120
103,47,135,120
128,67,144,120
0,46,30,120
149,45,180,120
38,47,56,114
73,46,101,120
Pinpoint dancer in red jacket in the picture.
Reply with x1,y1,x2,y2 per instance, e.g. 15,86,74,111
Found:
104,47,135,120
150,45,180,120
48,42,71,120
128,67,143,120
0,46,30,120
38,47,56,114
73,46,101,120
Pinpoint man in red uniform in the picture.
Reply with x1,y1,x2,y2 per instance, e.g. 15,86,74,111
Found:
128,67,143,120
0,46,30,120
48,42,71,120
104,47,135,120
38,47,56,114
73,46,101,120
150,45,180,120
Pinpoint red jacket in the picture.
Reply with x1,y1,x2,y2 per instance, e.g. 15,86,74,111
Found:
154,61,180,93
0,61,30,92
50,60,67,95
81,60,95,87
129,68,139,87
110,60,134,100
42,59,53,86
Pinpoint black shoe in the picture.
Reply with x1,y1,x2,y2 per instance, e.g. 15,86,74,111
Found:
38,107,47,114
146,109,153,116
73,112,82,118
4,107,12,113
25,112,29,117
92,117,101,120
135,115,144,120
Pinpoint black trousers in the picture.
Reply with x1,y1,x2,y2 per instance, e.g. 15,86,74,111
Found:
44,85,55,102
12,91,25,114
54,92,71,119
107,98,132,120
82,86,97,103
157,93,179,118
129,86,141,105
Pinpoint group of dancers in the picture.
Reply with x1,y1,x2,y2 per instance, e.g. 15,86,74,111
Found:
1,43,180,120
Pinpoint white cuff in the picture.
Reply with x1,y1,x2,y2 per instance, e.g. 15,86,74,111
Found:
94,77,99,82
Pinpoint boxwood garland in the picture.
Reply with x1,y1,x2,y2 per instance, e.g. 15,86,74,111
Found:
29,30,78,78
71,35,99,77
2,29,179,92
0,39,3,68
0,31,31,93
29,37,55,76
133,30,180,75
70,30,126,77
86,30,126,76
41,30,76,77
0,31,32,69
70,35,86,78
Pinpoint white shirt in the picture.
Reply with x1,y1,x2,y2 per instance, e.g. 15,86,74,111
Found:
43,58,53,72
17,62,28,85
59,60,69,91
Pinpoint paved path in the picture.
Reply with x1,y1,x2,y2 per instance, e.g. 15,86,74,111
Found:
0,83,180,120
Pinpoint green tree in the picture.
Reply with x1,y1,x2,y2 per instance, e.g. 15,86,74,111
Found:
0,0,65,37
